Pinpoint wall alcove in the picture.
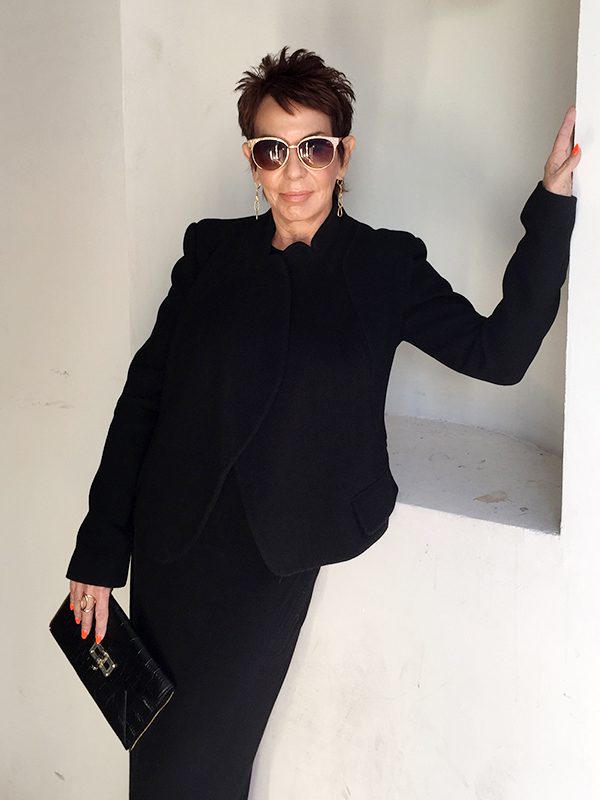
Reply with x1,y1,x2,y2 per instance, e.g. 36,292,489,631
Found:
121,0,579,533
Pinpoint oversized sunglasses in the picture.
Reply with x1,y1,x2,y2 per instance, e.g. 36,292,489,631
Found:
246,135,343,171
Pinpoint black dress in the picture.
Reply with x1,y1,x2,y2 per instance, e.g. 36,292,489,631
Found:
129,466,319,800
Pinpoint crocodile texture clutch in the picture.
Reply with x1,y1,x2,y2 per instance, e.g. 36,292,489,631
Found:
50,594,175,750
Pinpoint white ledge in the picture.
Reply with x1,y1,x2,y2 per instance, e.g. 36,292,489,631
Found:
385,414,561,535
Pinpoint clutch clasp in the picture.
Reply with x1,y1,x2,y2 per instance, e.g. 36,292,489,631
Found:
89,641,117,677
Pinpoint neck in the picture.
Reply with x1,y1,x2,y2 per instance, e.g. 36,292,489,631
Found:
271,201,332,250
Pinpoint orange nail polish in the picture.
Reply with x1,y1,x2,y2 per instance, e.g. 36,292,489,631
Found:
75,617,81,625
572,144,581,156
95,635,103,645
70,602,74,611
81,629,89,640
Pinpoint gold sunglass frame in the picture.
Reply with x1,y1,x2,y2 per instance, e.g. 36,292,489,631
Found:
246,135,344,171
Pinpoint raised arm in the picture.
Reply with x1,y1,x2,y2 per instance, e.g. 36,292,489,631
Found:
401,108,579,384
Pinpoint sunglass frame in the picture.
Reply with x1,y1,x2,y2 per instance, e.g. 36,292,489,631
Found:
246,135,343,171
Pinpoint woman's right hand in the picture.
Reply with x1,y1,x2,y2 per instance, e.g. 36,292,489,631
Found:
69,580,112,644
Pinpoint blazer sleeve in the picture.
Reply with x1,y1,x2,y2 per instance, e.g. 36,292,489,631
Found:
66,219,216,587
400,182,577,385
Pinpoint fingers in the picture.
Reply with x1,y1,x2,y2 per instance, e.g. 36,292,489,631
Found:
543,141,581,196
552,142,581,177
543,105,581,197
68,581,112,643
92,587,111,644
551,105,576,157
79,587,96,641
70,579,83,626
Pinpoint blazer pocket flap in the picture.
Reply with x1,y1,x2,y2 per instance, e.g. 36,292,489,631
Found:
351,471,399,537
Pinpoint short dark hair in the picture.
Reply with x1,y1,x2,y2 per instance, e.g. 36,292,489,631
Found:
236,47,355,150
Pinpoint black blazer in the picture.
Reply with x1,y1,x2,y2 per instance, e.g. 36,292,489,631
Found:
66,183,576,587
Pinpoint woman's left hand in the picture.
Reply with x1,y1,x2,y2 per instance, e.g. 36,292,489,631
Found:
543,105,581,197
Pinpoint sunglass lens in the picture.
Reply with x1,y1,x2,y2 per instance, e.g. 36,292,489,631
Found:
298,138,336,168
252,139,288,170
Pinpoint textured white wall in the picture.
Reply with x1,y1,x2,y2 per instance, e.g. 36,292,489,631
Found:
560,0,600,790
1,2,130,797
121,0,578,453
256,503,572,799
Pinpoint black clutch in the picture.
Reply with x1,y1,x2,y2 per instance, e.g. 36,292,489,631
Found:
49,593,175,750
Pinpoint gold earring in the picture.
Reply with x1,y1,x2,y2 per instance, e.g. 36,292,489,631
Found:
336,179,344,218
254,184,261,220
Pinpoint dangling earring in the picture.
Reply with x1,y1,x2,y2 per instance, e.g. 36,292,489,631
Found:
254,184,261,220
336,178,344,218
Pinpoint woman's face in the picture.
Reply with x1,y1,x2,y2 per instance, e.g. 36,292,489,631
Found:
242,95,355,236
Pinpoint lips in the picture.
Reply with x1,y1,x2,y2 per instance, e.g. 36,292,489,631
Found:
280,192,312,202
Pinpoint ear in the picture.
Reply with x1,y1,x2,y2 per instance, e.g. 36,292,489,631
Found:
337,135,356,180
242,142,258,178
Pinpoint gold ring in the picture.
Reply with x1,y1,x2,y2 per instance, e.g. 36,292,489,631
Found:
80,593,97,613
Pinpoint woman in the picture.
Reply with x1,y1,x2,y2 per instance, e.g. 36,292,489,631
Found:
66,48,579,798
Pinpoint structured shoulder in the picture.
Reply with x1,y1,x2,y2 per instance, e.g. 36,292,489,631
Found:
346,217,426,266
183,214,256,258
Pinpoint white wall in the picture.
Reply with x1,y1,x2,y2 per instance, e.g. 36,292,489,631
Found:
256,505,572,798
121,0,578,453
1,2,129,797
560,0,600,788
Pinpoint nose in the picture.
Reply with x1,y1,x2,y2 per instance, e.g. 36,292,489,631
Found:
282,146,306,179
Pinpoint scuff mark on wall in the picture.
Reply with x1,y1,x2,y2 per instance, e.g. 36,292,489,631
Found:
12,397,74,409
475,491,508,504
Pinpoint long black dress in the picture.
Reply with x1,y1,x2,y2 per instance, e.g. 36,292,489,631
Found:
129,466,319,799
